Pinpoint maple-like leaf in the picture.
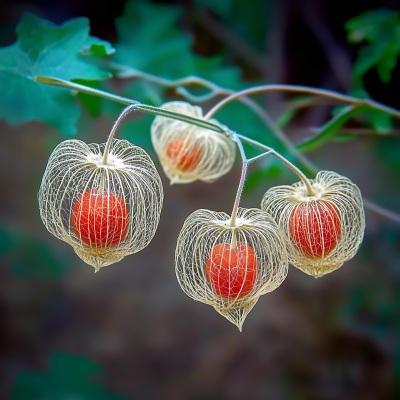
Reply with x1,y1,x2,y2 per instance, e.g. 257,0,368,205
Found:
0,13,115,135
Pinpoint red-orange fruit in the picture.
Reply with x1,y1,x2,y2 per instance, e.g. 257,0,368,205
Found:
166,138,202,171
289,202,341,258
72,189,128,248
206,242,257,300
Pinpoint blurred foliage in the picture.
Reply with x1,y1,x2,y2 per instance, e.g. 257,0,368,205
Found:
113,1,246,86
328,89,393,143
194,0,232,18
11,353,125,400
298,105,374,152
277,8,400,150
0,226,67,278
346,9,400,85
0,13,114,135
105,0,255,160
0,1,397,158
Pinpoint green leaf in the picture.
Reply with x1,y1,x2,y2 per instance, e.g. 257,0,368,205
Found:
82,36,115,57
0,13,113,134
331,133,357,143
346,9,400,85
114,1,248,93
376,26,400,83
369,109,393,133
297,105,363,152
190,57,247,90
74,79,102,117
276,109,296,128
11,353,125,400
345,9,398,43
113,1,190,79
276,97,315,128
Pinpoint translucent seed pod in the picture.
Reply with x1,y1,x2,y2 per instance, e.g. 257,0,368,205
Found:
261,171,365,278
151,101,236,184
175,207,288,331
38,138,163,271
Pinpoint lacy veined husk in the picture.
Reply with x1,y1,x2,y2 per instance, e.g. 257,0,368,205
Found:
261,171,365,278
38,138,163,271
175,207,288,331
151,101,236,184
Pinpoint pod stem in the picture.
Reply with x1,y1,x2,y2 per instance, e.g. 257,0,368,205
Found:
99,170,106,193
236,134,314,196
103,105,135,165
231,230,237,250
230,133,248,228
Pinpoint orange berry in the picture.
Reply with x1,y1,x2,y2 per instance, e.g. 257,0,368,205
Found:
166,138,202,171
72,189,128,248
206,242,257,299
289,202,341,258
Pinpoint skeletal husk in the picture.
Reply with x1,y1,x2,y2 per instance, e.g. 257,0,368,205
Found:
261,171,365,278
175,207,288,331
151,101,236,184
38,138,163,271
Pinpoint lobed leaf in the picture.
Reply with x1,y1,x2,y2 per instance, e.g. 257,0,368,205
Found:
0,13,114,135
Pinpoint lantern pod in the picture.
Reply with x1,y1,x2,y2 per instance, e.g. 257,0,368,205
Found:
38,138,163,271
151,101,236,184
175,207,288,331
261,171,365,278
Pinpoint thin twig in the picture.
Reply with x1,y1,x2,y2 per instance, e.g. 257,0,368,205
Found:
205,84,400,120
363,199,400,224
236,134,314,195
228,133,249,227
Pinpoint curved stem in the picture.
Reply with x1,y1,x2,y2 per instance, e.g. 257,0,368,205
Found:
248,151,273,164
230,133,248,228
205,84,400,120
236,134,314,196
103,105,137,164
115,69,318,173
37,75,400,224
35,76,225,135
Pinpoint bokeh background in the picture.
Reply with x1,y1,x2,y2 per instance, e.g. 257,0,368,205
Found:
1,0,400,399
